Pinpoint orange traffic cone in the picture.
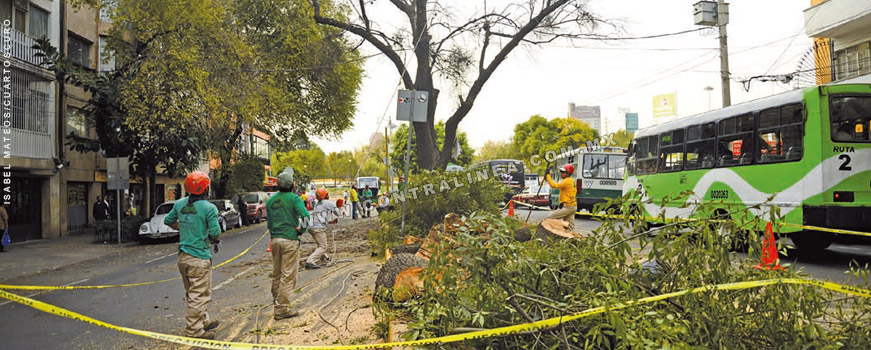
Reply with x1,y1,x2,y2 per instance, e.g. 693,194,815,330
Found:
507,200,515,217
754,222,786,271
266,239,272,253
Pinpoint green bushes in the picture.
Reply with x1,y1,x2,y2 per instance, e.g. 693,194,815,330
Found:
368,169,506,255
384,195,871,349
93,216,149,243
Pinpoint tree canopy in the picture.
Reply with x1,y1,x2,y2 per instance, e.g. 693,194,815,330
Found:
474,140,517,164
49,0,363,204
308,0,609,170
513,115,599,172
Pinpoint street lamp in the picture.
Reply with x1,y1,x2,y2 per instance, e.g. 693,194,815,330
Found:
704,86,714,111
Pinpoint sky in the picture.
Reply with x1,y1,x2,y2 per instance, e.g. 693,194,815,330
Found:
312,0,815,154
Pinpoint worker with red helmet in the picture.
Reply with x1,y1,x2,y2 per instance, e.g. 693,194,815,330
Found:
545,164,577,232
305,187,341,269
164,171,222,339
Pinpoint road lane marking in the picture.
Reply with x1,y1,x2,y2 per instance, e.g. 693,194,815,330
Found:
213,266,254,291
144,253,176,264
0,278,89,307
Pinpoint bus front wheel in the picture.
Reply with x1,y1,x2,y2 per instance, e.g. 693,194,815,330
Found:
790,231,833,253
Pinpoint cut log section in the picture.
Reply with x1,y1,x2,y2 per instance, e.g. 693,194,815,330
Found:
375,253,428,299
392,267,425,302
535,218,581,242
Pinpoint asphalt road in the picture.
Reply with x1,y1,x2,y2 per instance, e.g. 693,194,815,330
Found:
513,207,871,284
0,223,277,350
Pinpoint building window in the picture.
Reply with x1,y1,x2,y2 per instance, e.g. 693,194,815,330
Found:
835,41,871,81
98,36,115,72
8,70,52,134
27,4,48,39
68,33,91,67
99,1,114,22
67,107,87,138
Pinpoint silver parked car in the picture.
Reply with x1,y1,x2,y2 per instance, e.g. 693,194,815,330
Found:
209,199,242,232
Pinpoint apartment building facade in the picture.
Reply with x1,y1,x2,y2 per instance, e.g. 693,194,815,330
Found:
804,0,871,83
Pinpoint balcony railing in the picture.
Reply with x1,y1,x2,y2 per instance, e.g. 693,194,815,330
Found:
11,30,44,66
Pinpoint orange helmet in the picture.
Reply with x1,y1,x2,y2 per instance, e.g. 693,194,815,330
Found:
316,187,329,200
184,171,210,195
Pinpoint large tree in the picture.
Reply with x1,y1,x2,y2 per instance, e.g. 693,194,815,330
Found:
390,121,474,174
474,139,517,163
513,115,598,172
57,0,363,206
309,0,607,170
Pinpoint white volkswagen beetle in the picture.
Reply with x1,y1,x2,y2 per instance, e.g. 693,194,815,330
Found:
138,201,179,241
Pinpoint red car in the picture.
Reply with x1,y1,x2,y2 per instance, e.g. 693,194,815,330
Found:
511,185,551,209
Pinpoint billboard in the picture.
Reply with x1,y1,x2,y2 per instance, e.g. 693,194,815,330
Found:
652,93,677,124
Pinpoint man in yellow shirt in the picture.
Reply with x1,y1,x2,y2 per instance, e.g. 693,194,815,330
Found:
545,164,577,232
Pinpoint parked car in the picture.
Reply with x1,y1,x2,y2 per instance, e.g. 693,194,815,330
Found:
241,191,270,223
139,201,179,241
209,199,242,232
511,184,551,209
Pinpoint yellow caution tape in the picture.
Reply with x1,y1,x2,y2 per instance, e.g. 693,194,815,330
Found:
781,222,871,238
2,278,869,349
0,230,268,291
573,211,871,238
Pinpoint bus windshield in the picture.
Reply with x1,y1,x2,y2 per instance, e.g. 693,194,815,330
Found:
830,95,871,142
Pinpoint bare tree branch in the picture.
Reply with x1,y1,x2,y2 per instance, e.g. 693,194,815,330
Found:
440,0,574,166
311,0,413,88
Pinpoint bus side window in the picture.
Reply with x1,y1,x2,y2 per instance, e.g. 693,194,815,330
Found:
685,123,715,170
717,114,755,167
758,103,805,163
659,129,684,172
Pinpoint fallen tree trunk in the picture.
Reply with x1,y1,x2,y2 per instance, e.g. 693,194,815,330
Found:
535,218,581,242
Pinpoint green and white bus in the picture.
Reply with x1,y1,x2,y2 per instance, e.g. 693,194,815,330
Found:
550,147,627,212
624,81,871,251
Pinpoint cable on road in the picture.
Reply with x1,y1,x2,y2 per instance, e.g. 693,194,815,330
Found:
317,269,368,345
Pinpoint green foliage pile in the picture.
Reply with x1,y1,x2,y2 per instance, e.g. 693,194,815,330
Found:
383,199,871,349
368,170,505,254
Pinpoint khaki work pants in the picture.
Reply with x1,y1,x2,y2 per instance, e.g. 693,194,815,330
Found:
306,228,329,265
177,251,212,337
271,238,300,314
548,204,577,232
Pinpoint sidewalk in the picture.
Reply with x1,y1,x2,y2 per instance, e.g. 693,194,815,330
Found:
0,233,139,282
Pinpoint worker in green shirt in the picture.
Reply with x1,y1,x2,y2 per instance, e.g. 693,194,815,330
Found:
164,171,221,339
266,167,310,320
361,185,374,218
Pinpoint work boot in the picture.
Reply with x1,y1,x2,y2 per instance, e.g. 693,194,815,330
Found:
192,330,216,339
204,320,220,331
305,262,320,270
274,310,300,320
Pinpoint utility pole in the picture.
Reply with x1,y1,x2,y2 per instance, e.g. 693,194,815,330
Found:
694,1,731,108
384,126,390,193
717,0,731,107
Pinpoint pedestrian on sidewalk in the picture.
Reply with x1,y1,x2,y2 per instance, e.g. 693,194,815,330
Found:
164,171,222,339
266,167,310,320
93,196,108,220
349,185,360,220
545,164,577,232
0,202,8,252
305,188,341,269
236,194,249,226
